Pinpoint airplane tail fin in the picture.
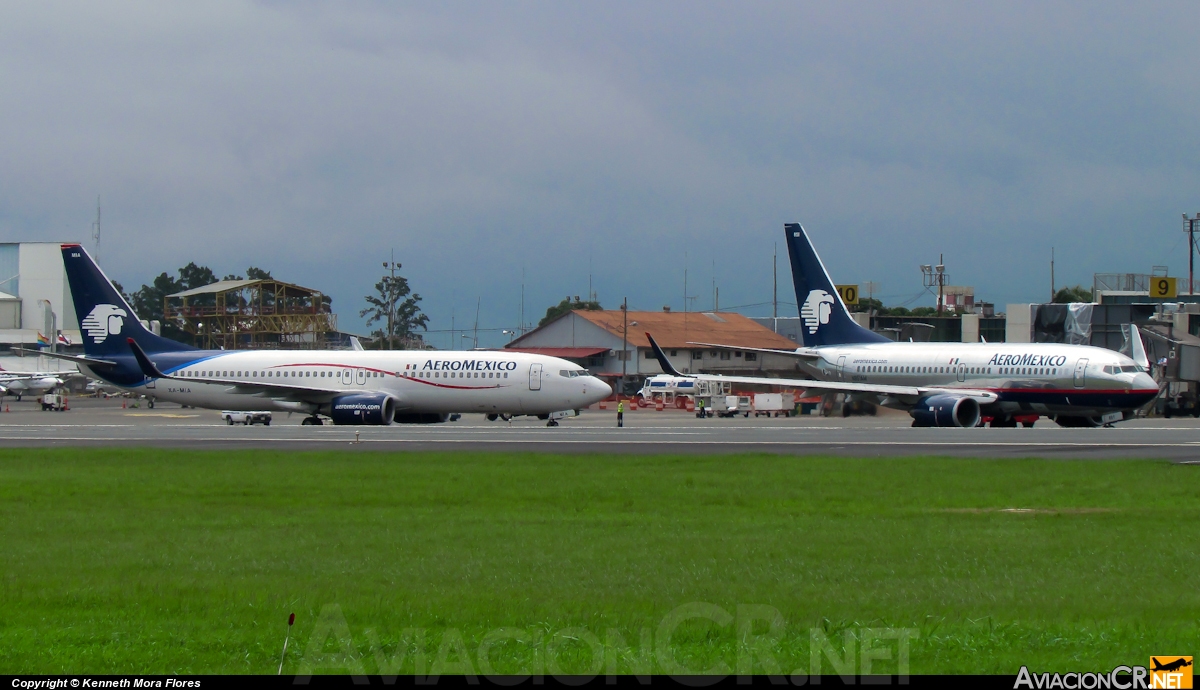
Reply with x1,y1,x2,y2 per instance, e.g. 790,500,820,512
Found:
1120,324,1150,370
784,223,890,347
60,244,195,358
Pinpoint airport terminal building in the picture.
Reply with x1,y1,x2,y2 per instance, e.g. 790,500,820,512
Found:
0,242,81,350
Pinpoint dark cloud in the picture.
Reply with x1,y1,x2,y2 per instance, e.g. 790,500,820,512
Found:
2,1,1198,346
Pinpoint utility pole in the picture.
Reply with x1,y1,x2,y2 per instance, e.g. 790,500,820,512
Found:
772,244,778,333
1185,214,1200,295
382,250,401,349
621,297,628,391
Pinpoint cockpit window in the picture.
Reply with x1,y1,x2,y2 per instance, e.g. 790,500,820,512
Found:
559,369,591,378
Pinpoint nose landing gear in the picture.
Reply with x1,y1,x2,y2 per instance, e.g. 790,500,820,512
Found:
301,415,324,426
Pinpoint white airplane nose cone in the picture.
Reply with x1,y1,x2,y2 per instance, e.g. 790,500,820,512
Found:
1134,372,1158,391
594,379,613,400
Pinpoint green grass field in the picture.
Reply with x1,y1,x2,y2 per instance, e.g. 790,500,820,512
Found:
1,448,1197,675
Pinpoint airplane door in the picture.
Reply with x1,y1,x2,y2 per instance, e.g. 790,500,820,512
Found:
1073,358,1088,388
342,369,352,385
356,369,366,385
836,355,847,381
956,363,966,382
529,363,542,391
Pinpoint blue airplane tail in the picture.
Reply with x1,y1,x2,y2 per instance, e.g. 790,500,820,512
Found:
784,223,889,347
61,244,196,359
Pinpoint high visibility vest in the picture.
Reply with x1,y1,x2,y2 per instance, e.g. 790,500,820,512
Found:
617,402,624,413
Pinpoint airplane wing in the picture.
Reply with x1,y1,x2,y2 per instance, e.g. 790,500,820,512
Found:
126,339,359,404
11,348,113,370
647,333,997,404
686,341,821,359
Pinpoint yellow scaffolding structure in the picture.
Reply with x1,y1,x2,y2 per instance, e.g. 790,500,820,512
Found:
165,278,337,350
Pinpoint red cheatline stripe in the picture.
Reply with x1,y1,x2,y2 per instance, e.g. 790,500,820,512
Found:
985,388,1159,395
404,378,504,390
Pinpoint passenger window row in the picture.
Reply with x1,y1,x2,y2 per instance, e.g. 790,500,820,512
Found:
403,371,508,379
853,364,1064,378
178,369,387,379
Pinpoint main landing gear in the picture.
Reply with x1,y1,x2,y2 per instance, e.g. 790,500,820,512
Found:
301,415,324,426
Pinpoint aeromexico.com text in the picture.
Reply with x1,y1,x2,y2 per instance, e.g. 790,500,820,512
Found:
422,360,519,372
987,354,1069,367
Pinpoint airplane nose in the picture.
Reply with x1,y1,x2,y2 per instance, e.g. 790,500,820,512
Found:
594,378,613,400
1133,372,1158,391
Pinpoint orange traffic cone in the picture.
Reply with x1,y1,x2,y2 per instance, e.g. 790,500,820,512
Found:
121,400,126,409
63,396,69,411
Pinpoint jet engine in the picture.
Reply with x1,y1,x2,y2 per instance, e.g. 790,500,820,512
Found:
327,393,397,425
909,395,981,428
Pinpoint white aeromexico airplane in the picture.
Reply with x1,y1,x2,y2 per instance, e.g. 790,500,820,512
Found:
39,244,611,426
649,223,1160,428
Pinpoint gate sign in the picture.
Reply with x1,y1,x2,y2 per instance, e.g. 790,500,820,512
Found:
836,284,859,305
1150,277,1177,299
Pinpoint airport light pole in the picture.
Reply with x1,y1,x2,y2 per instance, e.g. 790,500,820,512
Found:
921,257,947,315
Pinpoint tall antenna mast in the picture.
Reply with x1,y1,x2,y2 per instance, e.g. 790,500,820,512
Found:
473,296,480,348
712,259,716,311
1050,247,1055,301
91,196,101,263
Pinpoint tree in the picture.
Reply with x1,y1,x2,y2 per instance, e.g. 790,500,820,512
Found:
177,262,217,291
849,297,883,313
361,274,428,349
1053,285,1093,303
539,297,602,327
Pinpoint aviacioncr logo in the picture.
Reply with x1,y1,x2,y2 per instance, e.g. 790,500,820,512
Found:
801,289,835,334
81,304,128,344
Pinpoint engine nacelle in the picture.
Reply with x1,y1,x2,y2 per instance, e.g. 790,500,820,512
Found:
909,395,980,428
328,393,396,425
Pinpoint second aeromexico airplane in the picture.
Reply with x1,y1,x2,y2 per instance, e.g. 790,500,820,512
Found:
46,244,611,425
654,223,1160,428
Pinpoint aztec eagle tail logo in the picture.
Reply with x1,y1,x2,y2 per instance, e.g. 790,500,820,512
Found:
801,289,835,334
81,304,128,344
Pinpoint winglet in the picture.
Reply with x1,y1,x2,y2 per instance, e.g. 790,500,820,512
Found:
127,337,168,379
645,332,691,377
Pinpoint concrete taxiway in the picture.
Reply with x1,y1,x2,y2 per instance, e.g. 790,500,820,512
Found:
0,398,1198,461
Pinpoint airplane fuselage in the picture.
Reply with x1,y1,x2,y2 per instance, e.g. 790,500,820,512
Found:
805,342,1158,416
83,349,609,417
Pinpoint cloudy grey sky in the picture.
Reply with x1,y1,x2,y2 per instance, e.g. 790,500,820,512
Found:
3,2,1199,346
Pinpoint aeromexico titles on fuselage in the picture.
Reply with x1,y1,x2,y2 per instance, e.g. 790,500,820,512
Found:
54,243,611,422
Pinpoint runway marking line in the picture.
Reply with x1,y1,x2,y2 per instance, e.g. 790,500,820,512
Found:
1,436,1199,448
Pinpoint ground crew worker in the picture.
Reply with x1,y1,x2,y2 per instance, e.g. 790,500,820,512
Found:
617,400,624,428
698,398,706,418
